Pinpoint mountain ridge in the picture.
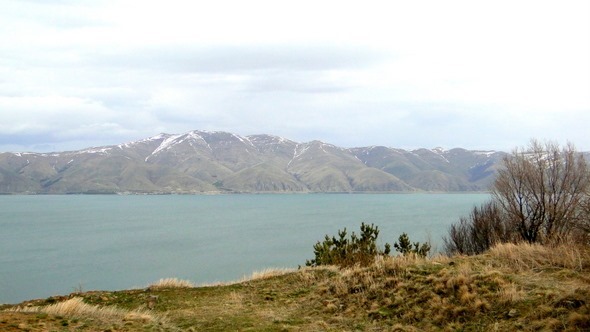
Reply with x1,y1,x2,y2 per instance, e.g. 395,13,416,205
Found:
0,130,506,194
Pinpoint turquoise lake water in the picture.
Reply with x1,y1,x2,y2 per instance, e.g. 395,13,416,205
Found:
0,193,490,304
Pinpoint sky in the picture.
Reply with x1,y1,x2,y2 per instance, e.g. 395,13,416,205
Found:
1,0,589,153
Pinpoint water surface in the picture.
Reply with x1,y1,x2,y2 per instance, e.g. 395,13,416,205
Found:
0,193,489,304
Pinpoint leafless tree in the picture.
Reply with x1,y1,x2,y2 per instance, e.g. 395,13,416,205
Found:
578,192,590,244
445,140,590,254
492,140,590,244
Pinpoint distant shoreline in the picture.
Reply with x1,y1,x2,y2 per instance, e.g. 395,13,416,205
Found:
0,190,492,196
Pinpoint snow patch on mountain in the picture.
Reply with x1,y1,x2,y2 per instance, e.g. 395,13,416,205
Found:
187,131,212,151
432,147,446,154
232,133,255,148
474,151,497,157
77,147,113,155
147,134,184,159
288,143,311,167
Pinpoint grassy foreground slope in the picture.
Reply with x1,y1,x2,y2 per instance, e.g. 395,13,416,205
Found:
1,243,589,331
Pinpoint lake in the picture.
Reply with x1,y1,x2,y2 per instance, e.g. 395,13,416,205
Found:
0,193,489,304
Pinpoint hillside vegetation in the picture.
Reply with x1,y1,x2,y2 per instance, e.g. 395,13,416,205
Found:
0,130,504,194
1,243,588,331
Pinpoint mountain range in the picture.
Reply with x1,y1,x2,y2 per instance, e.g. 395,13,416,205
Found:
0,130,506,194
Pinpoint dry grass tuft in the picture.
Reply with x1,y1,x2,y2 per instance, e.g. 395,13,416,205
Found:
246,267,296,281
310,245,587,329
297,265,339,285
488,242,589,271
568,312,590,329
227,291,245,307
148,277,195,289
200,267,296,287
374,253,426,273
4,243,588,331
498,282,525,304
430,253,453,265
12,297,156,323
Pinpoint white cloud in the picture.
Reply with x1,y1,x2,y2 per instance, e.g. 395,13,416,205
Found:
0,95,114,132
0,0,588,152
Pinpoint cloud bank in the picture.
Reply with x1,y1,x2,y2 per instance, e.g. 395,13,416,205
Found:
1,0,589,152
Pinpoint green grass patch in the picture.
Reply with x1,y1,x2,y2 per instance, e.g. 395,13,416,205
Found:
2,244,589,331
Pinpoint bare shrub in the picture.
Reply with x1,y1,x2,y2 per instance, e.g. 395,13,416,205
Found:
444,201,511,255
493,140,590,244
446,140,590,255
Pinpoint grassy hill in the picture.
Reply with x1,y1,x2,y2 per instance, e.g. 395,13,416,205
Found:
0,130,505,194
1,243,589,331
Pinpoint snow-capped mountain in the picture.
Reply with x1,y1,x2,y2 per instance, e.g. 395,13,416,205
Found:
0,130,505,194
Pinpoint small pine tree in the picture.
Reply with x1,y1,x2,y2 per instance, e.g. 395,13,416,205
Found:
393,233,412,255
393,232,431,258
306,222,391,267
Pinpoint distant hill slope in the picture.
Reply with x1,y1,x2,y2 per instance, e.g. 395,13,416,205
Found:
0,130,506,194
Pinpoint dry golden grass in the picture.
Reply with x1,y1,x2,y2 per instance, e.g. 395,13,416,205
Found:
11,297,157,324
148,277,195,289
201,267,296,287
297,265,339,285
487,242,589,271
245,267,296,281
227,291,244,307
374,252,426,272
498,282,525,304
306,245,590,330
2,243,589,331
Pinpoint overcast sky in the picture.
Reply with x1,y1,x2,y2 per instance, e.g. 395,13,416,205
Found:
1,0,589,153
